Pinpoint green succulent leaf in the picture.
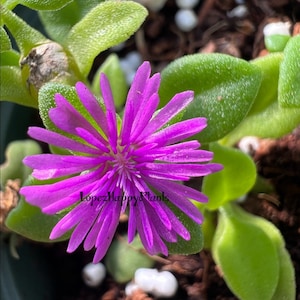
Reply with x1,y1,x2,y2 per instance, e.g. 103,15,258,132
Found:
39,0,103,44
17,0,72,10
222,101,300,146
0,5,47,55
166,200,204,254
0,140,41,188
223,204,296,300
6,196,70,243
158,54,262,143
91,53,127,109
66,1,148,76
0,50,20,66
0,27,11,51
0,66,37,107
105,235,155,283
5,176,71,242
248,53,283,115
278,34,300,108
264,34,290,53
3,0,72,10
202,143,256,210
212,203,279,300
38,82,102,136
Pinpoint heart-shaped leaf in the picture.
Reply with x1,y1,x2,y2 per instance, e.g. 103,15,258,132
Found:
159,54,262,143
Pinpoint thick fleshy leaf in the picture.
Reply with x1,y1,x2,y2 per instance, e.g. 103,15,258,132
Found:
0,5,46,55
105,235,155,283
38,82,92,134
278,34,300,108
0,66,37,108
233,204,296,300
264,34,290,53
0,50,20,66
165,201,203,254
223,101,300,146
66,1,148,76
212,203,279,300
91,53,127,109
0,27,11,51
6,197,70,242
5,176,71,242
248,53,283,115
0,140,41,188
16,0,72,10
39,0,102,43
202,143,256,210
158,54,262,143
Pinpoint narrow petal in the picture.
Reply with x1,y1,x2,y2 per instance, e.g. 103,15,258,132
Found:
137,91,194,141
25,154,107,180
145,118,207,146
157,149,213,163
67,207,99,253
75,127,109,153
130,93,160,142
75,82,108,135
100,74,118,152
50,94,108,146
146,178,204,224
28,127,100,155
120,62,151,145
144,163,216,177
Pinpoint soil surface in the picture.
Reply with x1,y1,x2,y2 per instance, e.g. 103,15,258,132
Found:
3,0,300,299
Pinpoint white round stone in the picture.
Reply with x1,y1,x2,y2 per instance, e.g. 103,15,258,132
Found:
238,136,260,154
175,9,198,32
82,262,106,287
263,22,291,37
227,5,248,18
134,268,159,292
125,282,140,296
125,51,142,69
175,0,199,9
152,271,178,298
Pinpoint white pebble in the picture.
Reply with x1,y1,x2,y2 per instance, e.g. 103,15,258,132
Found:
176,0,199,9
134,268,159,292
227,5,248,18
152,271,178,298
175,9,198,32
125,282,140,296
125,51,142,69
82,262,106,287
134,268,178,298
263,21,291,37
238,136,260,154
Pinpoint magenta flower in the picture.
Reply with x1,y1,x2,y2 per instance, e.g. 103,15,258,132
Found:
20,61,222,262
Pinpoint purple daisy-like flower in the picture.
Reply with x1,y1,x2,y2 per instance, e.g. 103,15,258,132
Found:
20,61,222,262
